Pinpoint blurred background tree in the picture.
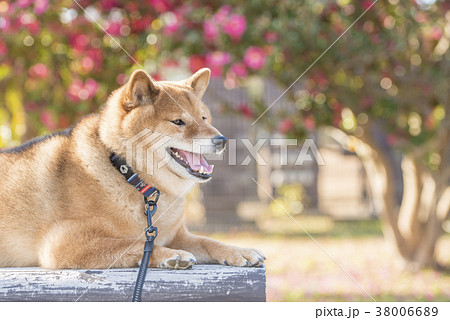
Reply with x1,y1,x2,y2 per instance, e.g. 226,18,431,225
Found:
0,0,449,270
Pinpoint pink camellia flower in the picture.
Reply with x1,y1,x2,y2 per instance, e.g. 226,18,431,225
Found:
86,48,103,70
84,78,99,98
361,0,374,10
230,62,247,77
106,21,122,36
304,116,316,131
70,34,90,52
188,55,206,73
243,47,266,70
17,0,33,8
68,79,99,102
0,16,10,32
205,51,230,78
34,0,49,15
151,73,161,81
238,103,253,119
209,65,223,78
116,73,127,85
429,27,442,41
277,118,294,134
203,19,219,41
163,13,180,35
214,5,232,26
0,40,7,56
130,14,151,33
68,79,84,102
223,14,246,41
40,111,56,131
264,31,278,43
19,13,41,34
163,60,178,68
27,21,41,35
206,51,231,66
29,63,49,78
99,0,119,10
148,0,172,13
81,56,94,72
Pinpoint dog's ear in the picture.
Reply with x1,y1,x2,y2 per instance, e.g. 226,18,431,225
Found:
123,70,160,111
186,68,211,99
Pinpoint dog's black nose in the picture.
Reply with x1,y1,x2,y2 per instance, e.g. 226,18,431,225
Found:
212,135,227,151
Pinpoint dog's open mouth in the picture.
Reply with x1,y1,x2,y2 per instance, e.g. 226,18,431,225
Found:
168,147,214,179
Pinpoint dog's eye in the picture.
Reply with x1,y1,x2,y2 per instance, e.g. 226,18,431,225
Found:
171,119,185,126
202,116,207,120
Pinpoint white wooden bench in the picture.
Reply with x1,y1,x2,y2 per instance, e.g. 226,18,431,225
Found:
0,265,266,302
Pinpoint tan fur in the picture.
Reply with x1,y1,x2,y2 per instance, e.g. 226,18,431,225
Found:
0,69,265,269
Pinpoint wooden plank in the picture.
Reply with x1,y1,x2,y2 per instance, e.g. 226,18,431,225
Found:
0,265,266,302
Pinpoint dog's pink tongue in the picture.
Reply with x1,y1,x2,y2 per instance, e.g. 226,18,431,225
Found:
200,155,214,172
177,150,214,173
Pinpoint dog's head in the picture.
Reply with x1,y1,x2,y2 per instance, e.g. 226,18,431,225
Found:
100,68,226,193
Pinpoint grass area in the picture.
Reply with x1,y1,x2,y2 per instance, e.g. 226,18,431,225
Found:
330,219,383,238
206,220,450,302
256,215,383,238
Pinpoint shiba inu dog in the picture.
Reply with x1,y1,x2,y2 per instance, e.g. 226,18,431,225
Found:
0,68,265,269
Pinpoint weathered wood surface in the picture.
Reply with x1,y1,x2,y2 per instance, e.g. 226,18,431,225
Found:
0,265,266,302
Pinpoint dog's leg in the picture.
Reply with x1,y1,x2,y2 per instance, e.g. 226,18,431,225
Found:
39,235,145,269
38,222,196,269
170,227,265,267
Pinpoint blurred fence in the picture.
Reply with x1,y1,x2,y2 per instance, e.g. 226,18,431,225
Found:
194,79,399,232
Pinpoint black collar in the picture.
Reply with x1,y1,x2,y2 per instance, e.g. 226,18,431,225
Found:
110,153,158,198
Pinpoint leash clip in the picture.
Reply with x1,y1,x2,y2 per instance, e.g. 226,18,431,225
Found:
143,190,160,241
145,201,157,217
145,226,158,240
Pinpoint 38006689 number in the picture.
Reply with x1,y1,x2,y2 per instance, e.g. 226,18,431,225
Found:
376,307,438,317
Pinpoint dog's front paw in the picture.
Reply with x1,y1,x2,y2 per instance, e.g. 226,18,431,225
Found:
220,247,266,267
151,249,197,269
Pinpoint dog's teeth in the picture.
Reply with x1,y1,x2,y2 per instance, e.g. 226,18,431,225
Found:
199,166,204,174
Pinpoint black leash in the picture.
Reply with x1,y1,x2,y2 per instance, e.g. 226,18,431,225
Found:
132,192,160,302
110,153,160,302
